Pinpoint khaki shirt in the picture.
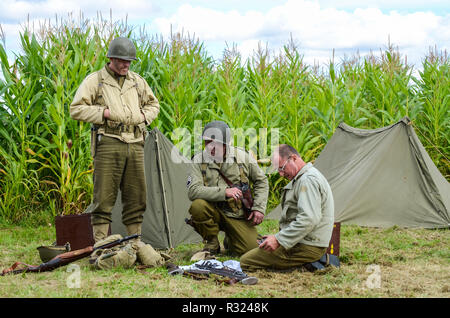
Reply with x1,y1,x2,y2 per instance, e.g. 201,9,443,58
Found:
275,163,334,249
70,65,160,143
187,147,269,218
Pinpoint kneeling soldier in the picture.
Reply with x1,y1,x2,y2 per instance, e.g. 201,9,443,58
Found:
186,121,269,256
240,144,334,271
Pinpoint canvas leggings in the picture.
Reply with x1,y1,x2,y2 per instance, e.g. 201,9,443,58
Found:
188,199,259,256
89,135,146,226
240,243,327,272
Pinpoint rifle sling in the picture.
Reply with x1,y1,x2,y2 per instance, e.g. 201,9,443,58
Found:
217,170,234,187
1,262,38,276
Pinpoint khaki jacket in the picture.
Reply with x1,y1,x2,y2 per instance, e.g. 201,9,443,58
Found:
187,147,269,219
275,163,334,249
70,66,160,143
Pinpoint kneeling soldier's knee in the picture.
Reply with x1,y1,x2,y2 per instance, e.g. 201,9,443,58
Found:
189,199,210,220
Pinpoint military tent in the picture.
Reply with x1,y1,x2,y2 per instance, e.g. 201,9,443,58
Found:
111,128,202,249
267,117,450,229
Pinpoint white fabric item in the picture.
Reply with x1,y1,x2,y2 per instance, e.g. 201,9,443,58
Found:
179,259,242,272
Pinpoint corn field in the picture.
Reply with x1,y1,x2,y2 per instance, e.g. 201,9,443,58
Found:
0,15,448,223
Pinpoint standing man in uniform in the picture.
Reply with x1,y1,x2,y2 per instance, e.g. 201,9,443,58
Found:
240,144,334,271
187,121,269,257
70,37,160,242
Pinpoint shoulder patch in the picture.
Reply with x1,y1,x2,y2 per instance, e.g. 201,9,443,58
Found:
186,175,192,187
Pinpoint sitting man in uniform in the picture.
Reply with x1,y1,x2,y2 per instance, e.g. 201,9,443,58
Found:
186,120,269,257
240,144,334,271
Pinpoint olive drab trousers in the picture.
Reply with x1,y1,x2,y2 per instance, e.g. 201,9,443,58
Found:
240,243,327,272
189,199,259,256
88,135,146,226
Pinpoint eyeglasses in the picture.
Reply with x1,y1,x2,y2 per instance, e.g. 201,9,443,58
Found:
278,156,291,172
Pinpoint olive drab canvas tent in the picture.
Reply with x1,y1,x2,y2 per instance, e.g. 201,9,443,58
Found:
267,117,450,229
111,128,202,249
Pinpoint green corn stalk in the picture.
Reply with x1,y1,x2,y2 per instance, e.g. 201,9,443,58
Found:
0,41,46,221
413,49,450,178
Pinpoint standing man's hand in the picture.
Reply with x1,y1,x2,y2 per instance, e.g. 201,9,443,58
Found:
248,210,264,225
259,235,280,252
103,108,111,119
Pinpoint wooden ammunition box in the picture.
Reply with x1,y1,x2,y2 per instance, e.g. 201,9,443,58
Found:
55,214,95,250
326,222,340,257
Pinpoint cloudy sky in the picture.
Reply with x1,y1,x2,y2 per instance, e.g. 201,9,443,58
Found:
1,0,449,68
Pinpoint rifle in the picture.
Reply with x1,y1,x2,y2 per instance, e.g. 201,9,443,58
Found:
168,260,258,285
1,234,140,276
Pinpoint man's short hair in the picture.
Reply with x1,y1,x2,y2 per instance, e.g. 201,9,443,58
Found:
277,144,300,159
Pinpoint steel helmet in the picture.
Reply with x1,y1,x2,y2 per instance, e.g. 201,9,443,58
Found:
107,37,137,61
37,242,71,262
202,120,231,145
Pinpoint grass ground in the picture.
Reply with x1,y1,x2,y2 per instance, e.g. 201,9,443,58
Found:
0,220,448,298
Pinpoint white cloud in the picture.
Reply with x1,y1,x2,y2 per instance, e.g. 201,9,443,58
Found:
316,0,449,12
154,0,450,66
154,5,265,41
0,0,157,22
0,0,160,57
1,0,449,67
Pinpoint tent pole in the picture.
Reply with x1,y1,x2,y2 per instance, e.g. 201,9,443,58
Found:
154,131,173,248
